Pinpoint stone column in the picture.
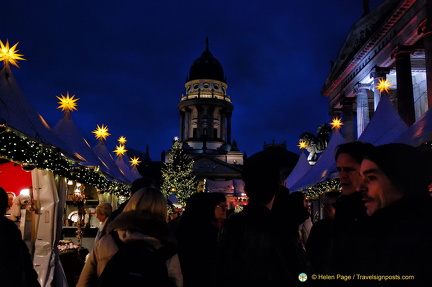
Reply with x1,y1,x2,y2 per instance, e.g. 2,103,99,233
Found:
370,67,390,110
392,45,415,126
342,97,355,142
227,112,232,144
354,83,370,137
418,2,432,108
179,110,185,142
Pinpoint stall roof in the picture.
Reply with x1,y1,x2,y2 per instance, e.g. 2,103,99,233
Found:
288,130,344,192
285,151,311,190
393,106,432,147
358,95,408,145
0,65,76,157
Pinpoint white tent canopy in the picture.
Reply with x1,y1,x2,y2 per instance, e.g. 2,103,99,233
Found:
54,113,106,169
285,151,311,189
393,106,432,146
288,130,345,192
0,66,75,157
94,140,130,184
358,95,408,145
115,155,140,183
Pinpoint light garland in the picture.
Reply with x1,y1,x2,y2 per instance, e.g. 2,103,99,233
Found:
0,129,130,197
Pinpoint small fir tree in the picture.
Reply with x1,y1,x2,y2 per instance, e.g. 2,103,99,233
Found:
161,139,197,206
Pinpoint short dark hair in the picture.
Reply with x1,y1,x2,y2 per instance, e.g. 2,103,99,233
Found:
365,143,432,198
242,156,281,205
130,177,157,195
335,141,374,163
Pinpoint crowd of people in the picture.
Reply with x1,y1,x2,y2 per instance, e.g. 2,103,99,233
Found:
1,141,432,286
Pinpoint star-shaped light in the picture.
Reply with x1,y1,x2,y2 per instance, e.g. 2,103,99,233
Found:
92,124,111,141
56,92,79,112
129,156,141,167
298,140,308,149
118,136,127,145
375,78,393,93
0,40,26,68
113,145,127,156
330,117,344,129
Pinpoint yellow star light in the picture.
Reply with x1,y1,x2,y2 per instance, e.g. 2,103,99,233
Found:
56,92,79,112
118,136,127,145
298,140,308,149
129,156,141,167
375,78,393,93
0,40,26,68
113,145,127,156
92,124,111,140
330,117,344,129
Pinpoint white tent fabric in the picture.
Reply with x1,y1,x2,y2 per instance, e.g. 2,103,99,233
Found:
32,169,59,287
289,130,345,192
115,155,139,183
94,140,130,184
53,113,107,170
358,95,408,145
285,151,311,189
393,106,432,147
0,66,75,156
131,166,142,179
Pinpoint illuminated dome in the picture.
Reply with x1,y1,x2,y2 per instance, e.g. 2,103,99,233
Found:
188,39,225,82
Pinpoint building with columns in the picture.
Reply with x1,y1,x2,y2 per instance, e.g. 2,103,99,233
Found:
169,40,245,193
322,0,432,142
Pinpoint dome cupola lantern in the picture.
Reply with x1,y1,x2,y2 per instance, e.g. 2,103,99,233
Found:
178,39,234,154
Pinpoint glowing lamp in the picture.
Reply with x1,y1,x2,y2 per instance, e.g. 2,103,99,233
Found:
114,145,127,156
330,117,344,129
298,141,308,149
20,188,30,197
92,124,111,140
129,156,141,167
118,136,127,145
375,78,393,93
57,92,79,112
0,39,26,68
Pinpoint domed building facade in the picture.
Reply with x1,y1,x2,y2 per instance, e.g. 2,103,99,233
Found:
169,39,245,194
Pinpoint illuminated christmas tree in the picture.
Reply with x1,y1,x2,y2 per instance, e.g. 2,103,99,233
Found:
161,139,197,207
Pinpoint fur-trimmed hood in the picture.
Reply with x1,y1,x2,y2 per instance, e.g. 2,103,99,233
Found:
106,211,176,246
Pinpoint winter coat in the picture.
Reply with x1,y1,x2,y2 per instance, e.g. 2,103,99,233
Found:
0,216,40,287
216,204,298,287
76,211,183,287
357,196,432,287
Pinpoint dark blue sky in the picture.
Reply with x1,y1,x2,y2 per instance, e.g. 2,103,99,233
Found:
0,1,383,160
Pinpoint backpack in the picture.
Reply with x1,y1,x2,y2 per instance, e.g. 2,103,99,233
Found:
97,231,177,287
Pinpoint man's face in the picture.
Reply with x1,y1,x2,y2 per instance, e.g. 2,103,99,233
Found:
214,202,228,222
336,153,362,195
357,159,403,216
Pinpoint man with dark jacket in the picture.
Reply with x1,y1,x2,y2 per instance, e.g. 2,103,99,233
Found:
0,187,40,287
215,154,299,287
356,143,432,286
328,142,374,277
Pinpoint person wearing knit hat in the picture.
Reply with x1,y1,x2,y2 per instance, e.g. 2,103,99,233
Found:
355,143,432,286
359,143,432,216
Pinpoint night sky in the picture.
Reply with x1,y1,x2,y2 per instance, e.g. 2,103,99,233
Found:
0,1,383,161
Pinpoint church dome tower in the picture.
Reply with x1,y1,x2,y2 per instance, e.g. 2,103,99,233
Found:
178,39,234,155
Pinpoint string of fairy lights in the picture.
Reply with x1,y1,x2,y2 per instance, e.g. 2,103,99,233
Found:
0,40,141,197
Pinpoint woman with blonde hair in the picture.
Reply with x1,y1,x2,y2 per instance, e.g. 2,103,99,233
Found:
77,188,183,287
